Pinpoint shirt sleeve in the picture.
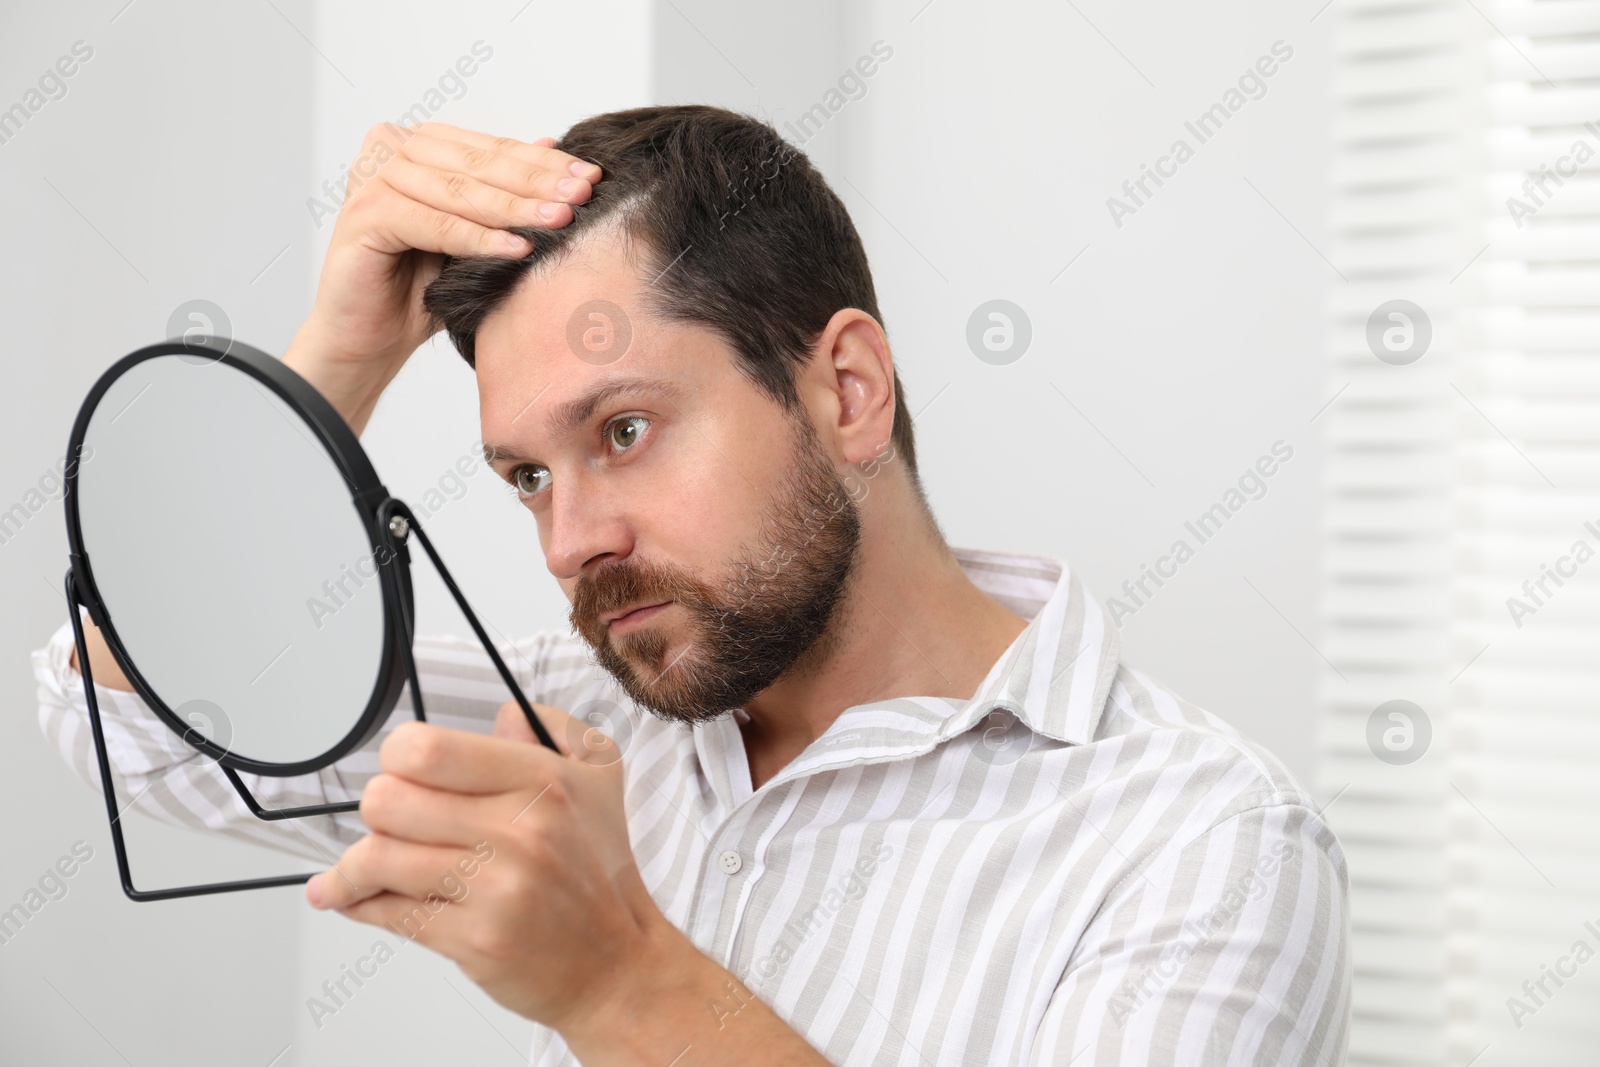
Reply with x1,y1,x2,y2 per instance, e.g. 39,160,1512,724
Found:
1028,802,1351,1066
31,606,603,866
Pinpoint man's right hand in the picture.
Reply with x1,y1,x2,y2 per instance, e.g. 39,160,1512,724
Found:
284,121,600,435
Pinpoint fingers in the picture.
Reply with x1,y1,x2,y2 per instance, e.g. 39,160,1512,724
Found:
311,831,491,911
410,121,601,181
396,131,595,216
379,721,560,795
340,121,603,260
358,771,507,847
336,890,465,948
381,156,567,235
372,191,535,259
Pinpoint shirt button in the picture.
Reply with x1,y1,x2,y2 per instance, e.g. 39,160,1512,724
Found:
718,849,743,875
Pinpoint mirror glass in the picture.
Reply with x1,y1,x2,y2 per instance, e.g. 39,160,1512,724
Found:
75,354,387,766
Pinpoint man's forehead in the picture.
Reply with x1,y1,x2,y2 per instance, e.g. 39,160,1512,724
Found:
474,235,662,409
477,233,651,370
473,249,740,456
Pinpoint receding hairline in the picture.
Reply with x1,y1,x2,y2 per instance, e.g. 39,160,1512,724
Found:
472,207,674,350
512,191,656,288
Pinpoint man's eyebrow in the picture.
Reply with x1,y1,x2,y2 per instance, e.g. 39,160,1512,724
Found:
481,376,686,468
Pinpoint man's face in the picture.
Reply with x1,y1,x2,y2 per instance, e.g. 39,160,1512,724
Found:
474,232,861,725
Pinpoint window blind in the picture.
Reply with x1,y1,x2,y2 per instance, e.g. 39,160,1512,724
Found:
1320,1,1600,1064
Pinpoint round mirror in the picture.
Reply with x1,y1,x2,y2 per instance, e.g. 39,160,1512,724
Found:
64,338,412,776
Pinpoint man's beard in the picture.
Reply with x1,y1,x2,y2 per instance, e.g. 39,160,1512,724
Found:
568,414,861,726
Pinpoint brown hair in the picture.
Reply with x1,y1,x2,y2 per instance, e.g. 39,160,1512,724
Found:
421,104,920,480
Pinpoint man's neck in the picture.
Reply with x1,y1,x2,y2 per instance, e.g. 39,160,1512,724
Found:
737,506,1029,792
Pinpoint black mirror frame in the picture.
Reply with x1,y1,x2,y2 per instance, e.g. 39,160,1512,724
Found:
63,336,413,778
60,336,559,901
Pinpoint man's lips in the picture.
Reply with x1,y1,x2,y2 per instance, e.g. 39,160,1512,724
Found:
603,600,673,633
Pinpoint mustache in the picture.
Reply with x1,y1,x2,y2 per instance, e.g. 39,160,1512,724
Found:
569,558,707,636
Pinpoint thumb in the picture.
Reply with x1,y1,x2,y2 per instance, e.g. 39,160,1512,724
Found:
492,699,624,767
492,699,564,751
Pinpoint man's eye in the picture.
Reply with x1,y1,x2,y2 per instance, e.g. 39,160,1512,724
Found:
607,416,649,452
512,465,550,498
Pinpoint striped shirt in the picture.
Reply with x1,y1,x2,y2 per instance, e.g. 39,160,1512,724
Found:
33,545,1350,1065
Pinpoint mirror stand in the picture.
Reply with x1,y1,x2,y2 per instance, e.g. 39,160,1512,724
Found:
375,497,560,755
64,498,559,902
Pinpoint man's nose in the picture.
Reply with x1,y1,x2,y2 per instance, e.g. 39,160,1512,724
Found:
542,474,633,580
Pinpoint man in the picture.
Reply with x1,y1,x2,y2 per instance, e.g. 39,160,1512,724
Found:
35,105,1349,1064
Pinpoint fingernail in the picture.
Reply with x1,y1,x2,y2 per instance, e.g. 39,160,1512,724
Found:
539,202,563,221
569,160,600,180
306,875,324,908
557,177,584,198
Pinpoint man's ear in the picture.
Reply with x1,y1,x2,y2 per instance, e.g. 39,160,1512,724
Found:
812,308,897,467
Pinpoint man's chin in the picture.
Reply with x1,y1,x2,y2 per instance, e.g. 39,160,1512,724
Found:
609,623,679,671
589,630,691,709
595,638,755,726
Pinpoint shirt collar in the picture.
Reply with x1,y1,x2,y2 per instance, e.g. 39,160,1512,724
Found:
715,546,1124,796
945,546,1122,746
